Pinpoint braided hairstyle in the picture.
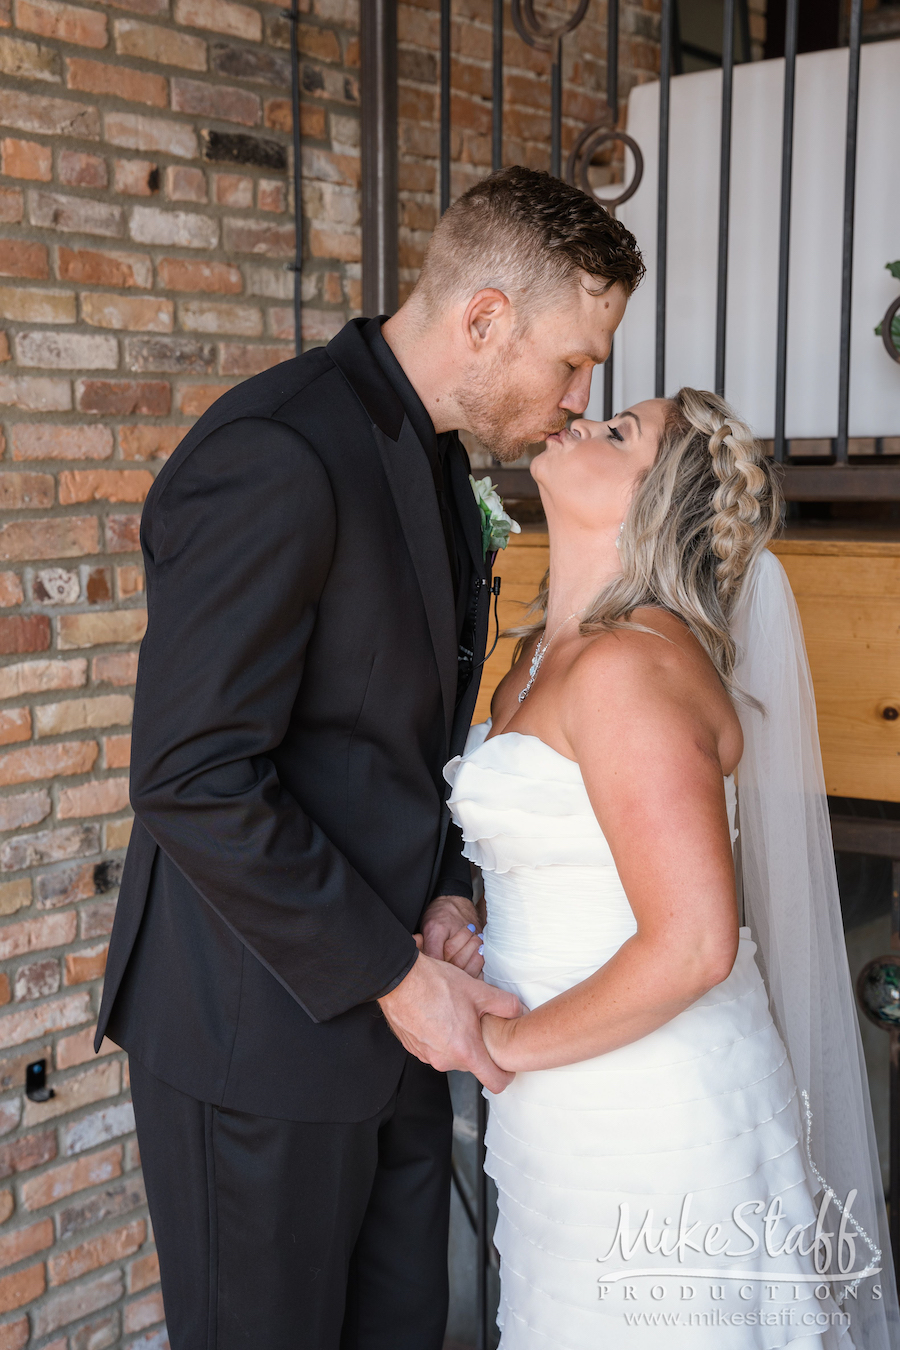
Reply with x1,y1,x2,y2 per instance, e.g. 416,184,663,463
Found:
515,388,782,687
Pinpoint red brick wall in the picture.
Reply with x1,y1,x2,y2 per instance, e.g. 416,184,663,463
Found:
0,0,363,1342
397,0,661,304
0,0,660,1343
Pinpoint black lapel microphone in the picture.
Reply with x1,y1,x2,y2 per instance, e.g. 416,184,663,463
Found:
475,576,502,669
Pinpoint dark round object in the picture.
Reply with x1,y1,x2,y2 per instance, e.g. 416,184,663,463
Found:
511,0,591,51
856,955,900,1030
880,294,900,364
882,705,899,721
565,125,645,209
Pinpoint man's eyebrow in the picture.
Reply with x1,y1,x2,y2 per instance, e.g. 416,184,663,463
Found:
613,409,642,435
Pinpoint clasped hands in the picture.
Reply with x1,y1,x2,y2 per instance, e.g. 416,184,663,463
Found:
378,893,523,1093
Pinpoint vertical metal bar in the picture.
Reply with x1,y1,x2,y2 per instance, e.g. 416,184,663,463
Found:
476,1091,489,1350
835,0,863,464
892,1026,899,1287
655,0,673,398
361,0,398,315
737,0,751,63
714,0,735,397
440,0,451,213
607,0,618,115
492,0,503,172
891,861,900,1284
603,0,619,420
773,0,799,463
550,39,562,179
603,358,614,421
289,0,302,352
671,0,684,76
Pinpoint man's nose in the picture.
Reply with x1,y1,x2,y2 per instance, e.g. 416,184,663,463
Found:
560,367,594,415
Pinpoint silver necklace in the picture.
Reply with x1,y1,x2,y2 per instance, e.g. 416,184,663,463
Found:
518,611,584,703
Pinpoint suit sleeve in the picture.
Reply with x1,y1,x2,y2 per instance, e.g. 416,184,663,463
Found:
432,821,474,902
130,417,418,1023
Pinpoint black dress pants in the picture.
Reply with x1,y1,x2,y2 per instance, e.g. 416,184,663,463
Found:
129,1055,453,1350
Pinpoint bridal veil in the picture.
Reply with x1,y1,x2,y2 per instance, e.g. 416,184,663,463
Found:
732,549,899,1349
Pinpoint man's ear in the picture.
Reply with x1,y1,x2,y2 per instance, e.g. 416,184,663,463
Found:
462,289,512,348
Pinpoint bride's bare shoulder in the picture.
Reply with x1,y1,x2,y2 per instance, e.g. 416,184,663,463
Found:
570,607,707,682
565,609,741,764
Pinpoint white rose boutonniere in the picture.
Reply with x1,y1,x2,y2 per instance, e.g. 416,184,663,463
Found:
469,474,521,560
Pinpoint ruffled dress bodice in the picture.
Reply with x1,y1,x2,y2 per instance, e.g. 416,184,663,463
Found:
445,720,737,1008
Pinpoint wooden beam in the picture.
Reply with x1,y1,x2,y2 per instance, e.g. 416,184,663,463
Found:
830,816,900,859
494,465,900,503
782,465,900,501
493,468,540,498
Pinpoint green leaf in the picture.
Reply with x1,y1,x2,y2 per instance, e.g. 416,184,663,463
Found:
887,260,900,281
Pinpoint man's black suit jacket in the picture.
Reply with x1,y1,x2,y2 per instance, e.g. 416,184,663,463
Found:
97,319,492,1122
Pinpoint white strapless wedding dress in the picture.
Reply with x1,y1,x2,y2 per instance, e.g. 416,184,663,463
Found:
445,723,853,1349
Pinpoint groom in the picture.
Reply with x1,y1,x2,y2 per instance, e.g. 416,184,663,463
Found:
97,166,643,1350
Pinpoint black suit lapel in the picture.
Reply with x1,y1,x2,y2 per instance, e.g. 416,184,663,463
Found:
371,420,457,747
326,318,462,748
326,317,404,439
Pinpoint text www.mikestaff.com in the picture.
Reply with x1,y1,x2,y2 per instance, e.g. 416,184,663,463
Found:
623,1310,851,1329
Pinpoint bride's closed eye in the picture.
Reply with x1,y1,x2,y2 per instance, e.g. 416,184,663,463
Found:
608,424,624,443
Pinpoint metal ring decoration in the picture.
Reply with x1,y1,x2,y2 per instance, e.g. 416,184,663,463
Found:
856,954,900,1030
565,121,644,208
880,294,900,364
511,0,590,52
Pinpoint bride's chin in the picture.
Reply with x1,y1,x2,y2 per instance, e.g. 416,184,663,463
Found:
529,448,551,484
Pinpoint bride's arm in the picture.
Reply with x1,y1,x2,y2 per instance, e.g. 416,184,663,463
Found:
482,626,740,1073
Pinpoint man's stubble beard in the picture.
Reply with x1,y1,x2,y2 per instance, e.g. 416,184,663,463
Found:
453,346,568,464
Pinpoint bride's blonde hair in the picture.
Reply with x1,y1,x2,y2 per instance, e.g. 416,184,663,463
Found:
514,388,783,685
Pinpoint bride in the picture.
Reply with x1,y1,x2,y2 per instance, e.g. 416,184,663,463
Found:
444,389,898,1348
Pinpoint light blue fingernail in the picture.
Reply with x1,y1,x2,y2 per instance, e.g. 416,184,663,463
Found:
477,933,484,940
478,944,484,955
467,923,476,933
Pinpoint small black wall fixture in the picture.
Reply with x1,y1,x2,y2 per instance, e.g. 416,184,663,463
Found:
25,1059,54,1104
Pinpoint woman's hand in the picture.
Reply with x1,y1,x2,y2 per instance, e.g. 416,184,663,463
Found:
481,1011,523,1073
419,895,484,977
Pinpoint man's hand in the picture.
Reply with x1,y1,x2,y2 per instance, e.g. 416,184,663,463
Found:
420,894,483,976
378,953,523,1094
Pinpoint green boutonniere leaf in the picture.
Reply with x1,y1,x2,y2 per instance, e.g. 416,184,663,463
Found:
469,475,522,559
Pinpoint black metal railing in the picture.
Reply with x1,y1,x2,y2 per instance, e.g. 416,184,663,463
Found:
425,0,897,504
835,0,863,463
714,0,735,397
351,2,892,483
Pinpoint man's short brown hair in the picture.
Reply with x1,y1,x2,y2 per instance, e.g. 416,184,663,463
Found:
413,165,645,315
